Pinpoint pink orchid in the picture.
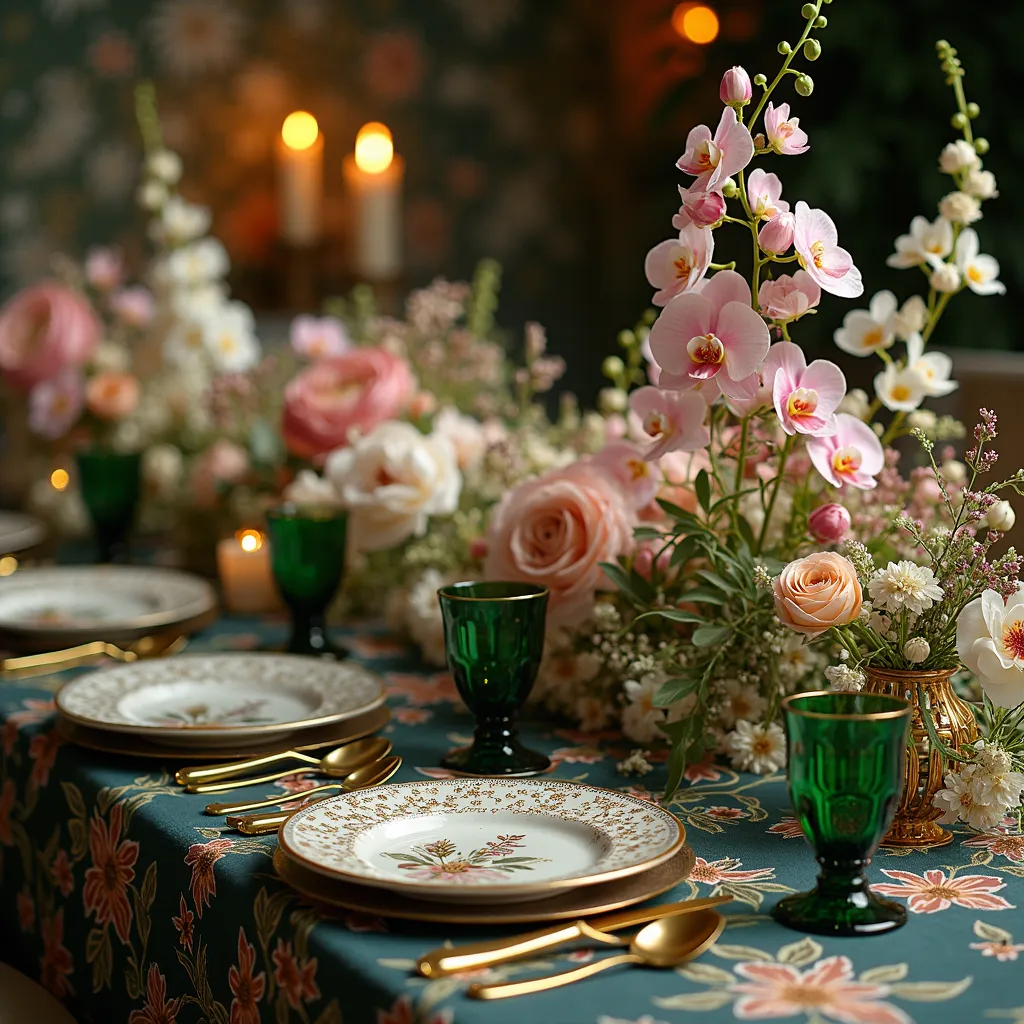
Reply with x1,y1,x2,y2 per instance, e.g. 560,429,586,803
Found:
672,185,726,230
28,369,84,439
676,107,754,192
746,168,789,220
758,271,821,321
720,66,752,106
644,223,714,306
290,315,351,360
629,386,709,460
764,101,809,155
794,201,864,298
592,440,660,509
725,366,774,418
758,212,795,254
766,341,845,436
807,413,885,490
648,269,770,400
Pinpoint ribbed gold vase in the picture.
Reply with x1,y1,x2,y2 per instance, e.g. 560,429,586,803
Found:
863,667,978,849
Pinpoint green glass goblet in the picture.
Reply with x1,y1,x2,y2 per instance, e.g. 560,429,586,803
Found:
438,581,551,776
265,505,349,658
75,450,141,563
773,690,912,937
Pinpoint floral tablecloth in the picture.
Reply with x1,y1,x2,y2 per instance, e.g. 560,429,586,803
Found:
1,616,1022,1024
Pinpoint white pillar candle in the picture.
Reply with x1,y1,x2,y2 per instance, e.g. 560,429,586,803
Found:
216,530,282,614
277,111,324,247
343,122,403,281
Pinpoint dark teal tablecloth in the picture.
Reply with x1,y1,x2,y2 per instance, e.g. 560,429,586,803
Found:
1,616,1021,1024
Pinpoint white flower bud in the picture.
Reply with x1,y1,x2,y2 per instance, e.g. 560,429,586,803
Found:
598,387,628,413
907,409,937,431
136,180,168,212
929,262,961,294
938,139,980,174
892,295,927,340
986,500,1015,532
962,168,998,199
903,637,930,663
145,149,183,185
938,191,982,225
942,459,967,485
837,387,870,420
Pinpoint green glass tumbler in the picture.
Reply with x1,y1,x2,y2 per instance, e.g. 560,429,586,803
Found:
266,505,349,658
75,450,141,563
438,581,551,776
773,690,912,936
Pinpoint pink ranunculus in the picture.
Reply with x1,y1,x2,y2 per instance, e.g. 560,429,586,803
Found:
644,222,714,306
676,107,754,193
764,101,809,155
0,282,101,390
720,66,752,106
808,503,852,543
290,315,351,360
281,348,415,460
28,370,84,439
794,201,863,299
757,271,821,321
629,386,709,460
648,270,770,401
758,211,795,254
807,413,885,490
84,247,123,291
672,185,726,231
110,287,155,327
766,341,845,437
746,168,789,221
592,440,660,510
483,462,635,627
85,371,140,420
191,440,250,508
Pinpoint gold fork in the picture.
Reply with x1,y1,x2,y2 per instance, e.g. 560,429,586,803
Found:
1,634,187,679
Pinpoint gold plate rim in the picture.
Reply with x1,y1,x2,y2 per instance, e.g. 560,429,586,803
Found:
272,842,696,924
55,704,391,761
278,778,687,898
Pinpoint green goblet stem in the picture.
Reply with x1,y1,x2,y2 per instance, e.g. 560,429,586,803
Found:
75,450,141,563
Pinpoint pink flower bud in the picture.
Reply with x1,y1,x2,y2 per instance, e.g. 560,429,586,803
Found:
678,188,726,229
720,66,752,106
469,537,489,560
758,211,795,254
808,503,852,544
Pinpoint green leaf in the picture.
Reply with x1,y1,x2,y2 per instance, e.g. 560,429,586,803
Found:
633,526,667,542
86,926,113,994
681,587,728,605
889,978,973,1002
972,919,1013,944
693,625,733,647
69,817,88,860
777,937,823,967
62,781,86,820
711,944,775,962
695,470,712,513
670,536,702,567
599,561,647,606
674,962,736,985
312,1001,344,1024
141,861,158,910
634,608,704,625
736,515,756,549
695,570,735,593
661,719,694,799
860,963,910,984
654,990,734,1011
657,499,704,528
655,675,700,706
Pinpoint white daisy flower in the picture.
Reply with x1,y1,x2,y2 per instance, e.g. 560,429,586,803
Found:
833,290,897,357
717,679,767,729
202,301,259,373
874,363,928,412
954,228,1005,296
621,676,665,745
725,720,786,775
867,560,944,615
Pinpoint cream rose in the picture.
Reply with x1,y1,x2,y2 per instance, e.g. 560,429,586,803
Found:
483,462,635,626
325,421,461,553
773,551,863,638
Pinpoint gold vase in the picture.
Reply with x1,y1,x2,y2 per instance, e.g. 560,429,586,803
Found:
863,667,978,848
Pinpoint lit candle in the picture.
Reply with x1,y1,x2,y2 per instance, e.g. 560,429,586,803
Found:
216,530,282,614
343,122,404,281
277,111,324,247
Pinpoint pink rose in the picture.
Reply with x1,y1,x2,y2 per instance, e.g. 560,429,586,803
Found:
808,503,852,543
773,552,863,638
484,462,635,626
191,440,250,508
85,372,140,420
282,348,415,460
0,282,100,390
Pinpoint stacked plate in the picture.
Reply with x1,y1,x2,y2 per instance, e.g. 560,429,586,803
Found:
0,512,45,557
273,778,695,924
54,653,388,759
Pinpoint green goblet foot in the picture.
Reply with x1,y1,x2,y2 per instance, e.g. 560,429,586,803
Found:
439,581,551,777
76,450,141,563
773,875,907,937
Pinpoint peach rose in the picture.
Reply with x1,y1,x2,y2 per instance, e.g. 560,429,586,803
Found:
484,462,635,626
85,372,140,420
281,348,415,460
773,552,863,638
0,281,100,390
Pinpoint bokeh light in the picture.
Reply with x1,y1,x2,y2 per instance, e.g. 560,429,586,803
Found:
355,122,394,174
281,111,320,151
673,3,720,44
237,529,263,552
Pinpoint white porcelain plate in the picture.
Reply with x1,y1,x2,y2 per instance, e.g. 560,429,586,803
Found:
0,565,216,647
279,779,685,903
56,653,385,747
0,511,45,556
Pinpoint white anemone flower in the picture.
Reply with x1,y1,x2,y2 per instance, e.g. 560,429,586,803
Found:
833,290,897,357
886,215,953,269
956,585,1024,708
905,334,957,397
202,301,260,373
954,228,1006,296
725,721,786,775
874,363,928,412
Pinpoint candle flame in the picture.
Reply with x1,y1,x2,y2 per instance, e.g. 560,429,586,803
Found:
282,111,320,151
354,122,394,174
237,529,263,552
672,3,719,44
50,468,69,491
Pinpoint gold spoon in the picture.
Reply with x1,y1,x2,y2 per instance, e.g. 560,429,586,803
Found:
467,909,726,1000
184,737,392,794
207,754,403,815
225,755,402,834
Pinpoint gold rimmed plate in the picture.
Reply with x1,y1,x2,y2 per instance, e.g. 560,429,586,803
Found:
278,778,686,904
273,842,695,924
56,704,391,760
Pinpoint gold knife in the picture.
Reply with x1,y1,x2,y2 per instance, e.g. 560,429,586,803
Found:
1,634,186,678
415,894,732,977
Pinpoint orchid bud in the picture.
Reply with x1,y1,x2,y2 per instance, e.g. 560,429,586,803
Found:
803,39,821,61
808,502,851,544
681,188,726,227
598,387,627,413
778,41,792,55
753,73,767,87
975,137,990,155
987,500,1015,532
602,355,625,378
903,637,930,664
757,212,795,254
801,2,816,16
719,66,752,106
794,74,814,97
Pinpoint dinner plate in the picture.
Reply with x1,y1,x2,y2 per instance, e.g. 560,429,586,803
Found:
0,512,45,556
0,565,217,650
278,778,686,904
55,653,386,747
56,704,391,760
273,842,695,924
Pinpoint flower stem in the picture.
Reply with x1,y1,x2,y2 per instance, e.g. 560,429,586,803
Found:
756,434,794,554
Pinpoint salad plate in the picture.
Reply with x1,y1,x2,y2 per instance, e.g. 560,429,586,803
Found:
278,778,685,903
0,512,45,555
56,653,385,747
